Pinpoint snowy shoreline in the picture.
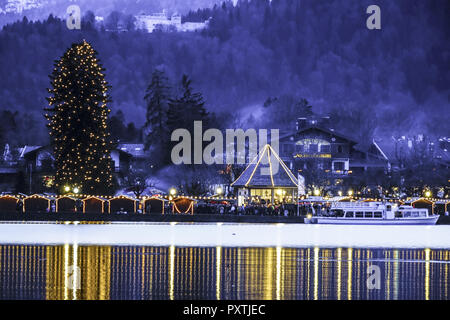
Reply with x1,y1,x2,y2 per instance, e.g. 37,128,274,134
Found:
0,222,449,248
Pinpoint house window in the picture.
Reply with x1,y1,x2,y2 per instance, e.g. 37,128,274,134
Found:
320,145,330,153
296,145,304,153
309,144,318,153
337,145,343,153
334,162,345,171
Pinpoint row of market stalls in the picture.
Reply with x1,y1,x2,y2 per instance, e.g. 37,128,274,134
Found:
1,144,448,215
0,195,196,214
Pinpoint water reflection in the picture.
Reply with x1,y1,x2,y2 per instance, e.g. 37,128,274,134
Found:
0,245,448,300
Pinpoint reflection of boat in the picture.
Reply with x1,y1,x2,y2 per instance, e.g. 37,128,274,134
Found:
304,202,439,225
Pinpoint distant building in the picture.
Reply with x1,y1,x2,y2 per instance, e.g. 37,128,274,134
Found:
3,0,44,14
278,115,390,188
378,135,450,171
135,12,209,33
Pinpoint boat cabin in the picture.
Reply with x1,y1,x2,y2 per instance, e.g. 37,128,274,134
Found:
329,202,431,219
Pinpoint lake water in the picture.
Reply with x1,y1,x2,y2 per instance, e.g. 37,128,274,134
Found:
0,244,448,300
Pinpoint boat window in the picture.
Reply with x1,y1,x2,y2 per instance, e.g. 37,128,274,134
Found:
403,211,411,217
365,212,373,218
355,211,363,218
412,212,419,218
345,211,354,218
332,209,344,217
373,211,382,218
420,210,427,217
395,211,402,218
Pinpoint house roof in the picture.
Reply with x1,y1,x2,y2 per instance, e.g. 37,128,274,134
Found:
231,144,299,188
22,144,140,159
19,146,41,159
280,125,389,160
22,145,52,160
279,125,359,145
117,143,146,158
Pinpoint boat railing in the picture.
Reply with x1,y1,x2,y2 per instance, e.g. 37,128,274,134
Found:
331,202,383,209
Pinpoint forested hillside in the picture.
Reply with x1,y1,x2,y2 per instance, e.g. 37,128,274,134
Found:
0,0,448,147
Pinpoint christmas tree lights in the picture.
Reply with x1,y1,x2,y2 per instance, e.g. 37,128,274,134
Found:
45,40,114,195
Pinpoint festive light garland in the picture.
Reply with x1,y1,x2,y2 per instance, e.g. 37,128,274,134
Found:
45,40,113,195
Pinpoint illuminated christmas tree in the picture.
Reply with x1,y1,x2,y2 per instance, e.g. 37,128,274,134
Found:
45,40,114,195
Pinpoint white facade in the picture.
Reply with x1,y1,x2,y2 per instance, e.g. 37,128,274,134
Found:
3,0,44,14
135,13,209,33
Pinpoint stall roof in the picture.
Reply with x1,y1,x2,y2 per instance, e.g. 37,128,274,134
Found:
231,145,299,188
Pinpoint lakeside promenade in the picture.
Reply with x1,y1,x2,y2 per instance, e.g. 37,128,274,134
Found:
0,212,449,224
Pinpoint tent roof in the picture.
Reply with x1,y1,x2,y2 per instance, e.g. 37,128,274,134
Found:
231,145,299,188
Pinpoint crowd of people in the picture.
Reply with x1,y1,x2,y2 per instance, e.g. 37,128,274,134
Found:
195,201,323,217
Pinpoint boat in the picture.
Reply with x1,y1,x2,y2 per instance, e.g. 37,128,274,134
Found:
304,202,439,225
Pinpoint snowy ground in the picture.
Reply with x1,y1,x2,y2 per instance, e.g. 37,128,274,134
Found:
0,222,449,248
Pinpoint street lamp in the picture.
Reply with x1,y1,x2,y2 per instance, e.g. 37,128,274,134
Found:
216,187,223,195
338,191,343,196
313,189,320,196
73,187,79,194
64,186,70,193
169,188,177,196
348,190,353,196
424,190,431,198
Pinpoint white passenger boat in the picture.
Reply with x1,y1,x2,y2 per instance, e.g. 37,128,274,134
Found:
305,202,439,225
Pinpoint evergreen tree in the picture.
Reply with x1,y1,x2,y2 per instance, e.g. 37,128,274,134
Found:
108,110,126,143
296,98,313,118
45,40,114,195
144,69,170,152
166,74,209,166
167,74,208,131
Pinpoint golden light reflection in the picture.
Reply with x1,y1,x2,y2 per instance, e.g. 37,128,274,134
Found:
425,248,430,300
265,247,274,300
347,248,352,300
313,247,319,300
64,243,69,300
306,248,310,300
276,246,281,300
72,243,78,300
393,250,399,300
386,250,391,300
216,246,221,300
337,248,342,300
445,251,449,300
169,245,175,300
0,245,448,300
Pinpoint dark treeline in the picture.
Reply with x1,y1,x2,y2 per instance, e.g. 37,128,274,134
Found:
0,0,449,149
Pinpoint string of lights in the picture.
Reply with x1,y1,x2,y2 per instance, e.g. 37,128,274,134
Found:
45,40,114,195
